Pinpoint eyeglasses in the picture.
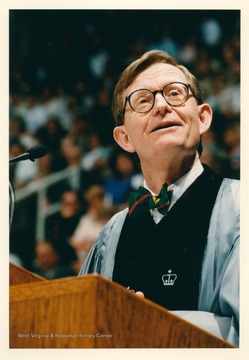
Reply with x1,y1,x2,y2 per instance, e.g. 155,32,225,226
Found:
123,82,191,116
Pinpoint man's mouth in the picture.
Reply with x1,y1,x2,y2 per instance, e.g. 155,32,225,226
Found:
151,122,180,132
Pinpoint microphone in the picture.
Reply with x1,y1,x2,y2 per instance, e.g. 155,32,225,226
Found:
9,144,48,163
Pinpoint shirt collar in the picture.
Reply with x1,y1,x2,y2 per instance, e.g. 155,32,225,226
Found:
143,160,204,209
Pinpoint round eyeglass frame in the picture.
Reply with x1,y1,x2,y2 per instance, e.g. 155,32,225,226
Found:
122,82,192,116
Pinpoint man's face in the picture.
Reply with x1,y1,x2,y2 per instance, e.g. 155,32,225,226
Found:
114,63,211,163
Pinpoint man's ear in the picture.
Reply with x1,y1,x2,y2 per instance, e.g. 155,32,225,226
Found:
198,103,213,135
113,125,136,153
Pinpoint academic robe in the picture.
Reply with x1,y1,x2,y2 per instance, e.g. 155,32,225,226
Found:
79,177,240,346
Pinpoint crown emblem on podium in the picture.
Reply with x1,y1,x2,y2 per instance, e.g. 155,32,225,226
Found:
162,270,177,286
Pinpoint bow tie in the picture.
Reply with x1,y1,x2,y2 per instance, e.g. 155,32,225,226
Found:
129,183,173,218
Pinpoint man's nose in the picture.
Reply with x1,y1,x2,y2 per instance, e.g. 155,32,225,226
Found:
152,91,172,115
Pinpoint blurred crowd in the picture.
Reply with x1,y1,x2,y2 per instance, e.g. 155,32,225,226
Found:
9,10,240,277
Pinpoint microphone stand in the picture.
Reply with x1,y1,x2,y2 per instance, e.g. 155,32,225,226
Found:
9,181,15,229
9,145,47,230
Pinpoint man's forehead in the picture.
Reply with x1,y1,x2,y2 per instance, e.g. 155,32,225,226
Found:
127,63,187,92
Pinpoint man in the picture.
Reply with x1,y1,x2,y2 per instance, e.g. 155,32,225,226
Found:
79,50,239,346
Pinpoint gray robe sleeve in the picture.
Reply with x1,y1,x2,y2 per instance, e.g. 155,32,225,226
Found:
174,178,240,346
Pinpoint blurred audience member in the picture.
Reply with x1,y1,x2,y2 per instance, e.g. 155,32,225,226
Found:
9,141,39,188
178,36,198,67
88,36,109,79
16,94,50,134
36,116,68,157
71,80,95,115
35,152,53,180
63,142,82,168
45,190,82,242
43,87,73,131
32,240,78,279
88,88,114,145
201,129,226,175
68,113,90,154
81,131,111,177
194,50,214,98
222,120,240,179
219,62,240,120
200,18,222,57
148,23,179,58
104,149,143,207
9,116,38,149
71,185,116,266
54,136,102,200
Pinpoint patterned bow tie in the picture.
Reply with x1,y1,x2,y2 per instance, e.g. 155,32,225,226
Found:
129,183,173,218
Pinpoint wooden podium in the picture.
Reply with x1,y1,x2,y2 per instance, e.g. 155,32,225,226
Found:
9,263,235,348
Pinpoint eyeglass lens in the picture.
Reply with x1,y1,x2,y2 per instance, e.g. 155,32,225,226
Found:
129,82,188,113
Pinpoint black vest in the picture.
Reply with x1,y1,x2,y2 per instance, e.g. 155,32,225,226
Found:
113,165,223,310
